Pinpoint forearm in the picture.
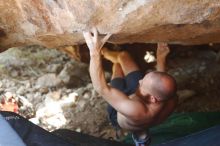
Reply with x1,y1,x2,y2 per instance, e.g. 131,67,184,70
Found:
156,43,170,72
89,54,108,93
156,57,166,72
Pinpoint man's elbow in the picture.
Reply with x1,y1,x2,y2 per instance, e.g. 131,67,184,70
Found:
94,85,110,96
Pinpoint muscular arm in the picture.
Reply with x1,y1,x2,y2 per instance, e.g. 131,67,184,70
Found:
84,28,147,119
156,43,170,72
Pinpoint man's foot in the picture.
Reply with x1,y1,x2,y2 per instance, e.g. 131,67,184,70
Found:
101,47,120,63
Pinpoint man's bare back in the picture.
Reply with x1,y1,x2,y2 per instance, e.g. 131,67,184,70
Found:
118,92,177,131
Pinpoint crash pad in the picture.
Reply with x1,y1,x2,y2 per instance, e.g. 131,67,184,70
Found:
124,112,220,145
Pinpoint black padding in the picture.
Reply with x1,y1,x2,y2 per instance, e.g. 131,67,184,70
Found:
1,111,74,146
52,129,133,146
0,111,132,146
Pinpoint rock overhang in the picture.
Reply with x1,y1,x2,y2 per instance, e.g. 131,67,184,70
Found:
0,0,220,49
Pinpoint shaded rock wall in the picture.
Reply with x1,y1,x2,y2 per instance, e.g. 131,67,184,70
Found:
1,0,220,49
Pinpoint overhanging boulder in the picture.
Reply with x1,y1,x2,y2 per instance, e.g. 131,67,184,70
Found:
1,0,220,49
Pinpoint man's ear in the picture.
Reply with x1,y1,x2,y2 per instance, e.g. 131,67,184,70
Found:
150,95,157,103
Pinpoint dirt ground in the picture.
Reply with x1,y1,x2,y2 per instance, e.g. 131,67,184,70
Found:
0,44,220,141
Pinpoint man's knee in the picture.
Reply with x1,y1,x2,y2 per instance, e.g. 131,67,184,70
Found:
118,51,132,62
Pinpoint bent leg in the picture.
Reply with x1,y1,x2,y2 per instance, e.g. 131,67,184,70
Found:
102,48,140,76
110,63,125,91
111,63,124,80
118,51,140,76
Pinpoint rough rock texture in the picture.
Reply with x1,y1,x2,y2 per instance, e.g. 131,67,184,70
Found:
1,0,220,49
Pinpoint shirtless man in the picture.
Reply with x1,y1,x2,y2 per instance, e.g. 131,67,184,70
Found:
83,28,178,146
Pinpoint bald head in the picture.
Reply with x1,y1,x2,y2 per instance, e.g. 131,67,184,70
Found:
142,71,177,101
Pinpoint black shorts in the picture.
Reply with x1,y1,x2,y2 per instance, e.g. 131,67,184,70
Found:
107,71,144,129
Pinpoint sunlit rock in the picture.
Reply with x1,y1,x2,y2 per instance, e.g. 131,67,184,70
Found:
1,0,220,50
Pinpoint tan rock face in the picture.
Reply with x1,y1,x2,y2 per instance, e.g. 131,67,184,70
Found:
1,0,220,49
